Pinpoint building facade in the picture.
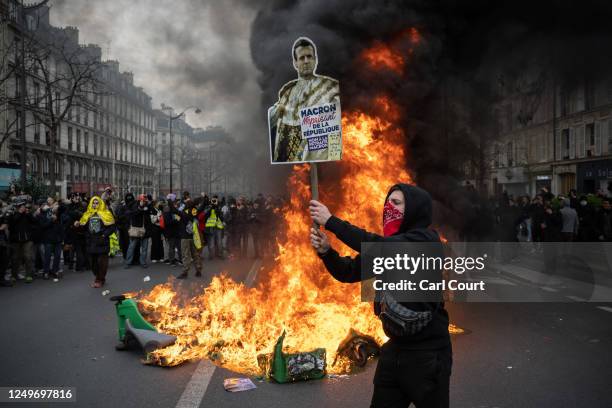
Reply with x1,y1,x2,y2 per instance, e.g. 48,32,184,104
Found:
0,2,155,197
489,75,612,197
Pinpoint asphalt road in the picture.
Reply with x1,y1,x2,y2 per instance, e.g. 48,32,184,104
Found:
1,257,612,408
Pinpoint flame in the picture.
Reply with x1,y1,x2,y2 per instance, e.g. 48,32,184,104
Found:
137,97,461,374
361,28,422,74
137,31,462,375
362,42,405,74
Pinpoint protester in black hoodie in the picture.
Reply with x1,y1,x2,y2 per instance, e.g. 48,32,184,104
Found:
309,183,451,408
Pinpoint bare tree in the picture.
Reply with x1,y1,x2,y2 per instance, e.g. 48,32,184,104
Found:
22,22,105,192
0,19,40,156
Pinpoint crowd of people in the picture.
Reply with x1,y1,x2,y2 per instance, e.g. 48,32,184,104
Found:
491,187,612,244
0,187,284,288
459,185,612,257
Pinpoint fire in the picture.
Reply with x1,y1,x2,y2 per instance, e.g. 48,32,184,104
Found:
139,106,400,373
361,28,421,74
137,31,463,375
362,42,405,74
137,97,461,374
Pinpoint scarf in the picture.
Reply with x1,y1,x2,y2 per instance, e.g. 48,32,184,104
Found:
79,196,115,226
383,201,403,237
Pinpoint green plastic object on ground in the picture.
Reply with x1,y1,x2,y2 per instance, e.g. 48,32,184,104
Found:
267,331,326,383
111,295,156,341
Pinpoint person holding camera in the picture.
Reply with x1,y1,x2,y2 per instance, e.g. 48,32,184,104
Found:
7,199,37,283
124,194,153,269
309,184,452,408
36,198,65,280
63,193,87,272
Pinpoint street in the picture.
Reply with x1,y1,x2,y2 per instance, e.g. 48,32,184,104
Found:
1,257,611,408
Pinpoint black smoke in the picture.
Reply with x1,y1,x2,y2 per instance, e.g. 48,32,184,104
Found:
250,0,612,235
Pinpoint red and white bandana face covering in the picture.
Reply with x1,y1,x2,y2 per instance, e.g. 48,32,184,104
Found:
383,201,404,237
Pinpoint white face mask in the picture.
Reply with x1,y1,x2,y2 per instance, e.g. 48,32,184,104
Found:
580,201,587,206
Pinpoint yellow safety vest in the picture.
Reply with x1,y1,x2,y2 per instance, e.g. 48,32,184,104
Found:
205,208,224,230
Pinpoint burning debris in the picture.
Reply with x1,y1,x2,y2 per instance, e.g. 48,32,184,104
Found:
257,331,326,383
130,90,462,377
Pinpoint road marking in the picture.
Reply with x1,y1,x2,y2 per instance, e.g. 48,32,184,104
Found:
566,295,586,302
541,286,558,292
596,306,612,313
174,360,217,408
174,259,259,408
245,259,262,287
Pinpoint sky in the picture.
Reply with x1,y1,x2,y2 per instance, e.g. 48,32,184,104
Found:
49,0,263,137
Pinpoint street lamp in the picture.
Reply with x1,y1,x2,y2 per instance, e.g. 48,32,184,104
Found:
168,106,201,194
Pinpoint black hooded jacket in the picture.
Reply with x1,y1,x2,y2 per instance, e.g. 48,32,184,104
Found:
319,183,451,350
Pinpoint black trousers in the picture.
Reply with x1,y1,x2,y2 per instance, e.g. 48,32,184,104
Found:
371,343,452,408
90,254,109,283
150,228,164,261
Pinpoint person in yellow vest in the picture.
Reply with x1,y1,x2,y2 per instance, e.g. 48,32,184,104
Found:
203,195,225,260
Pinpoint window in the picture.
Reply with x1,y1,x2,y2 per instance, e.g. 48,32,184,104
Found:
68,127,73,150
586,123,595,157
34,119,40,144
15,74,21,98
562,128,570,159
33,82,40,106
76,129,81,152
55,92,60,116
